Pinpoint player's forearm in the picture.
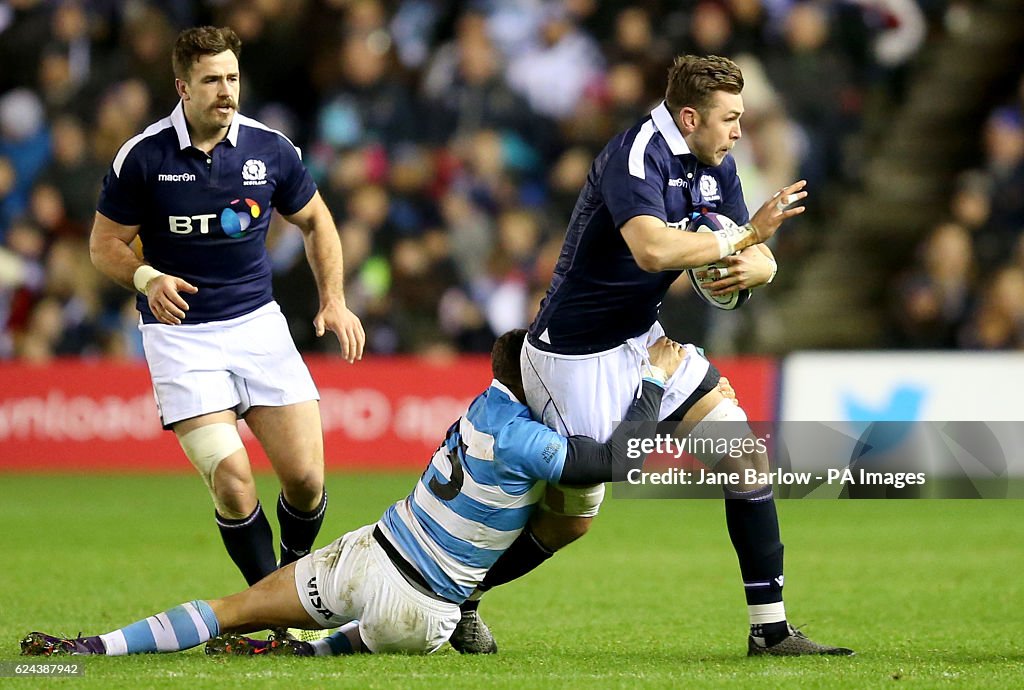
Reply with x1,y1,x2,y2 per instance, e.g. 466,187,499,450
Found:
656,223,767,271
636,232,726,272
623,216,764,272
558,380,665,484
89,232,144,291
301,215,347,308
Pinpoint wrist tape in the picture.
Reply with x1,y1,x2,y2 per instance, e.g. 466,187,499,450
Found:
711,222,757,259
133,265,164,294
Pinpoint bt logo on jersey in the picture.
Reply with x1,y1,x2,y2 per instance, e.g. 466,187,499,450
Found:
167,199,261,237
221,198,261,237
168,214,216,234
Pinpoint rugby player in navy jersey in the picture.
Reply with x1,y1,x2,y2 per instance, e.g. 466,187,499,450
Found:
88,27,365,589
22,331,683,657
458,55,852,657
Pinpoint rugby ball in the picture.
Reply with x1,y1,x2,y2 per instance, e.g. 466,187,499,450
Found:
685,212,752,311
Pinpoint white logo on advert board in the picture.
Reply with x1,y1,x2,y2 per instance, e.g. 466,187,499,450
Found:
699,174,720,201
242,159,267,185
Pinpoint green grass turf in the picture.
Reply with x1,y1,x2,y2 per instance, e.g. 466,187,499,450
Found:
1,473,1022,688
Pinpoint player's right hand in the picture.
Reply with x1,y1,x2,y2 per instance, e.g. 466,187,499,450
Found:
648,337,686,379
749,179,808,243
717,376,739,405
146,274,198,325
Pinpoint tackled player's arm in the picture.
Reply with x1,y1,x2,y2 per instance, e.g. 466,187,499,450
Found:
283,191,365,362
557,378,665,485
556,336,686,484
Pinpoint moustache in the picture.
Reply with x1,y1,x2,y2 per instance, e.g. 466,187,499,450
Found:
213,101,236,110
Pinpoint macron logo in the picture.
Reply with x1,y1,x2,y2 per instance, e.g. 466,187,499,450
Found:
157,173,196,182
668,178,684,187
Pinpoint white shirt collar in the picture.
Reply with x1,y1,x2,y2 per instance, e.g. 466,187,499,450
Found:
490,379,521,404
169,100,239,150
650,101,690,156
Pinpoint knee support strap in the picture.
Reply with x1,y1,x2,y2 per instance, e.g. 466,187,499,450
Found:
541,482,606,518
178,423,245,513
687,399,752,466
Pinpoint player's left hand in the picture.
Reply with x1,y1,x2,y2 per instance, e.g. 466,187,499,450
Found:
698,247,776,295
315,301,365,363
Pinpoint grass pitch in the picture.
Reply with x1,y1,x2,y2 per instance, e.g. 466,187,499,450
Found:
2,473,1022,688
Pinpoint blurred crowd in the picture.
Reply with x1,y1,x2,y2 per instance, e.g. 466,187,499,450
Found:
888,71,1024,350
0,0,947,361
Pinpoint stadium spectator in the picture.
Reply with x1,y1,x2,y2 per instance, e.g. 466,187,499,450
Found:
601,7,673,109
475,208,542,337
505,4,605,120
950,170,993,236
890,222,975,348
424,25,551,158
0,219,46,357
959,266,1024,350
313,32,420,155
889,79,1024,349
763,2,856,190
0,0,52,94
0,89,51,242
686,1,739,57
727,0,771,56
37,115,105,235
981,107,1024,262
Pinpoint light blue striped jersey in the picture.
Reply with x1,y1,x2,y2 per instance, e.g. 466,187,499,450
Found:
376,380,568,603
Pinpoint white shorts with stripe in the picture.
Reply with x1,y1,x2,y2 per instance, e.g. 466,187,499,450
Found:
521,321,710,443
139,301,319,427
293,524,460,654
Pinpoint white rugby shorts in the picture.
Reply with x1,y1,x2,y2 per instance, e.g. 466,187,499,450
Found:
139,301,319,427
521,321,710,443
293,524,459,654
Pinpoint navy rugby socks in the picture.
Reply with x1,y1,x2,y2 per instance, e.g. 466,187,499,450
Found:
724,485,789,644
216,501,278,586
277,489,327,567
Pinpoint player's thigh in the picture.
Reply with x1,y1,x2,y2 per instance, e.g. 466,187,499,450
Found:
228,302,320,416
212,562,319,633
245,400,324,481
358,541,459,654
521,325,712,440
293,525,377,630
521,340,638,440
141,323,240,427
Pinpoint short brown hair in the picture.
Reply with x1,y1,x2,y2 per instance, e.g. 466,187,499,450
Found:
172,26,241,80
665,55,743,116
491,329,527,388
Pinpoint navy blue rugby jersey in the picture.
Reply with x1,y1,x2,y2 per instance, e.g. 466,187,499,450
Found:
97,102,317,324
529,101,749,354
